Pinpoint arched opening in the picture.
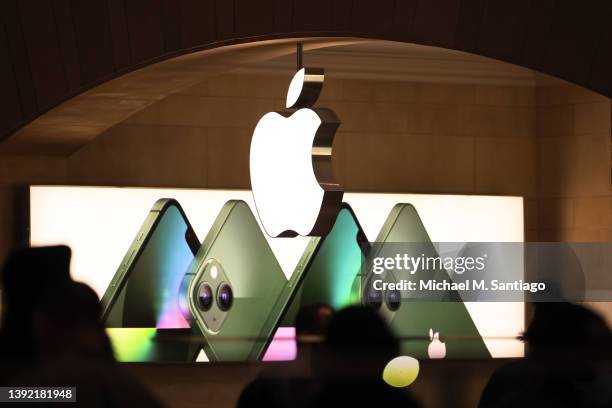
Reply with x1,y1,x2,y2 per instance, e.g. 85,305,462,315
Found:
3,38,608,242
3,36,610,330
0,9,610,403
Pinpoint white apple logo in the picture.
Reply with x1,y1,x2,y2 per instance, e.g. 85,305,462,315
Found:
250,67,343,237
427,328,446,359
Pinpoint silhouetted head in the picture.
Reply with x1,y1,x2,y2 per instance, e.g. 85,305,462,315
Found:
35,281,100,327
295,303,334,337
2,245,71,307
522,302,610,356
321,306,398,380
33,280,113,361
0,246,72,364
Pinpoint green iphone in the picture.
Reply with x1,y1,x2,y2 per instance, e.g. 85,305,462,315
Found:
370,203,491,359
279,204,368,327
101,199,201,362
183,200,287,362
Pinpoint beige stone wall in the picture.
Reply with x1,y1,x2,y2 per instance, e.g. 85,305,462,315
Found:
536,85,612,242
331,80,536,195
534,84,612,320
67,72,539,203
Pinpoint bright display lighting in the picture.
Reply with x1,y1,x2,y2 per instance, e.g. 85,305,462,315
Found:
251,109,324,237
250,68,341,237
383,356,420,387
29,186,524,357
286,68,305,108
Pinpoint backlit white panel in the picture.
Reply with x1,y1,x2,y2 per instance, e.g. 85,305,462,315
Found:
29,186,524,357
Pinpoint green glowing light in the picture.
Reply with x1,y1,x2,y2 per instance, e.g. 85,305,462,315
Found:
383,355,420,387
106,328,157,362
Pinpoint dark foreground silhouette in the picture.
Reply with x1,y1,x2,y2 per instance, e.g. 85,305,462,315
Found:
479,302,612,408
313,306,420,408
237,303,334,408
0,246,163,407
0,245,72,370
238,305,419,408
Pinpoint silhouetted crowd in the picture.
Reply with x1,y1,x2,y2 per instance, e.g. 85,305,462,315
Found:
0,246,163,407
1,246,611,407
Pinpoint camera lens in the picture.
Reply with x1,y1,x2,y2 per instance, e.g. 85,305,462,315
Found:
198,283,213,311
386,289,401,311
366,285,382,310
217,283,233,311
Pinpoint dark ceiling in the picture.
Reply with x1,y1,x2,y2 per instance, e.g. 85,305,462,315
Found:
1,0,611,142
